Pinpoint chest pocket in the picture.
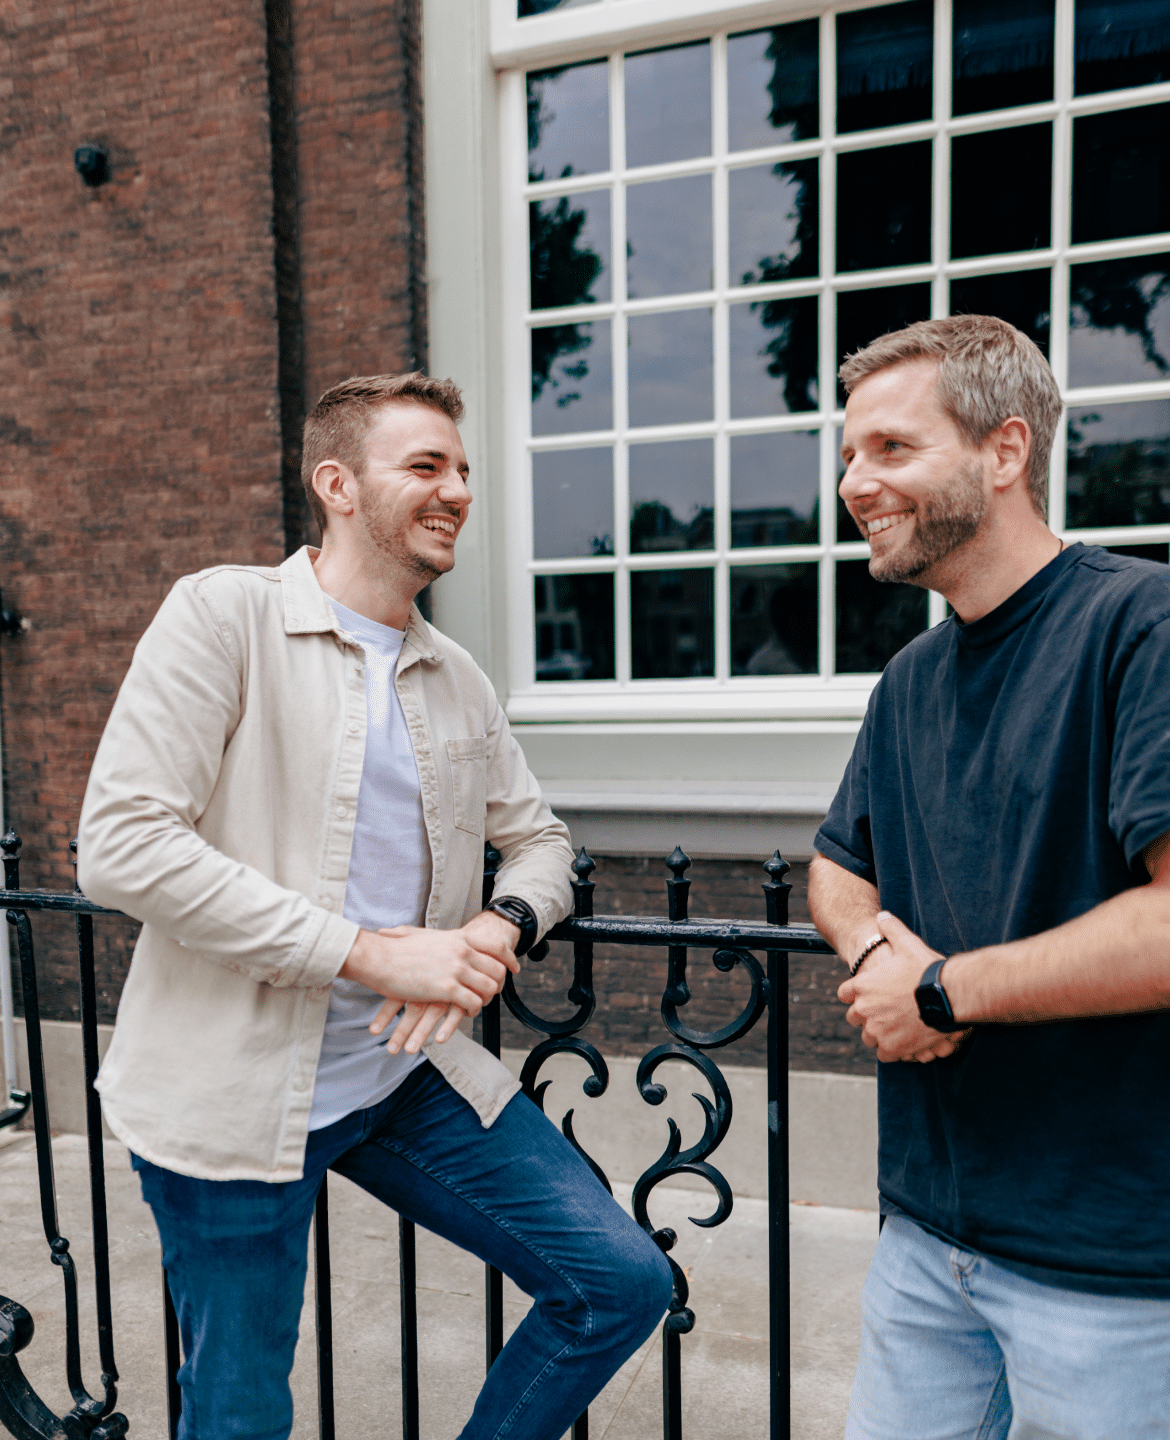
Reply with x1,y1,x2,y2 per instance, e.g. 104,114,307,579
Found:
446,737,488,835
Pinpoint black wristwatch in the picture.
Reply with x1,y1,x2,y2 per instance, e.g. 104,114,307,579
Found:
484,896,538,956
914,958,964,1033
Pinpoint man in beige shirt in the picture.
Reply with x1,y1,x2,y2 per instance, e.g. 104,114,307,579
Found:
78,373,671,1440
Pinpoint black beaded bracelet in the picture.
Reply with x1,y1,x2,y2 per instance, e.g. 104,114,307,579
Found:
484,896,538,956
850,933,889,978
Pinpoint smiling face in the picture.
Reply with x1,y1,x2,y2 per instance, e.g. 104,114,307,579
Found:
839,356,989,586
350,401,471,584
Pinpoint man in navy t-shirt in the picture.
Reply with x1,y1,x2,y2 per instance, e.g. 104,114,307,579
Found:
809,315,1170,1439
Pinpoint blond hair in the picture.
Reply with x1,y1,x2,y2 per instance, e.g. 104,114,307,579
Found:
301,372,465,531
838,316,1062,515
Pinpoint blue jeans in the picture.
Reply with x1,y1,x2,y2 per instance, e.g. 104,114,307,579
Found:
846,1214,1170,1439
133,1062,673,1440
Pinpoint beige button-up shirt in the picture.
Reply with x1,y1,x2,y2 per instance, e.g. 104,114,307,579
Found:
77,548,573,1181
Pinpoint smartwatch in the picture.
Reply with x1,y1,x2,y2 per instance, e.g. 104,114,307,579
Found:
484,896,538,956
914,958,964,1033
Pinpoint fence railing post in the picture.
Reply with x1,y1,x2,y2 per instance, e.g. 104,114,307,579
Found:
763,851,793,1440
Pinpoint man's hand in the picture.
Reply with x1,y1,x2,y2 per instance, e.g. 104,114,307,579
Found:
837,911,972,1063
345,910,523,1057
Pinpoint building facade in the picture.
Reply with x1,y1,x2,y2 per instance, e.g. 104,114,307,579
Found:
1,0,1168,1060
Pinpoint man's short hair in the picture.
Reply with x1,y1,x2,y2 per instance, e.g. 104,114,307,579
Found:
838,316,1063,515
301,372,465,532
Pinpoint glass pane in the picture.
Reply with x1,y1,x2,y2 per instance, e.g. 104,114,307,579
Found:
527,61,610,182
835,560,928,672
1072,105,1170,244
626,175,712,299
628,309,713,427
729,160,819,286
534,573,615,681
1075,0,1170,96
1066,400,1170,528
837,0,933,134
531,320,612,436
952,0,1054,115
837,283,932,405
836,142,932,272
951,125,1051,259
530,190,611,310
949,269,1052,357
532,447,613,559
729,297,819,417
730,431,820,548
1070,254,1170,387
835,426,856,541
629,439,714,553
1104,542,1169,563
625,42,711,168
727,21,819,149
631,568,714,678
521,0,600,14
731,564,819,674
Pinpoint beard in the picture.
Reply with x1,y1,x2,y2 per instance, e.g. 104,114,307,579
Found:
866,461,986,584
356,484,454,584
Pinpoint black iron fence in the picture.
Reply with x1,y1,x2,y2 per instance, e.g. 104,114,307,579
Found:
0,827,835,1440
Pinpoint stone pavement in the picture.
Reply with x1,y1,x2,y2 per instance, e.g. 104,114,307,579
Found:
0,1127,876,1439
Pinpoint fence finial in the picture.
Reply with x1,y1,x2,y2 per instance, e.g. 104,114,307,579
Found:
1,829,21,890
762,850,792,927
665,846,691,923
571,847,596,920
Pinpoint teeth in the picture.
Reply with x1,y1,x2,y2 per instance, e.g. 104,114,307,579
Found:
867,512,911,535
420,517,456,535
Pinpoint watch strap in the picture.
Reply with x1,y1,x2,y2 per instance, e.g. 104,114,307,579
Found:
484,896,538,956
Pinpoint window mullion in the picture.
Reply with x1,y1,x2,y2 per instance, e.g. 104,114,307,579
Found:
932,0,951,317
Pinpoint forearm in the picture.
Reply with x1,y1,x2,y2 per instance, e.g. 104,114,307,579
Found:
946,882,1170,1025
807,852,883,969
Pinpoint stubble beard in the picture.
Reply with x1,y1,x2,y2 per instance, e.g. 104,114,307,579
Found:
358,486,453,586
867,460,987,585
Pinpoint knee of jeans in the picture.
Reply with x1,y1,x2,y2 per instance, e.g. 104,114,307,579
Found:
606,1232,674,1337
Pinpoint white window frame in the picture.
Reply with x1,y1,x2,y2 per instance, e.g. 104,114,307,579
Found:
494,0,1170,724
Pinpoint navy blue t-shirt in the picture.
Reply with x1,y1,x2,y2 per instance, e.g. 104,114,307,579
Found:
815,544,1170,1294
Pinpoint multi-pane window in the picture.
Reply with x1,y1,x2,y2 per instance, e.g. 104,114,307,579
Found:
505,0,1170,702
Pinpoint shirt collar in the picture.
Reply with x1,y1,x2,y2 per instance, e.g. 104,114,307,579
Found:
278,545,441,664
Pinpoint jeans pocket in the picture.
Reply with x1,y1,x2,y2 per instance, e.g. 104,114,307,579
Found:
446,736,487,835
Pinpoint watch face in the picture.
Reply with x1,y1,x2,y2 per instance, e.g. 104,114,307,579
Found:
916,981,959,1033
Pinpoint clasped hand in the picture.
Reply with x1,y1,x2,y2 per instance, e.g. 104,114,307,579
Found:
836,912,971,1064
339,910,523,1058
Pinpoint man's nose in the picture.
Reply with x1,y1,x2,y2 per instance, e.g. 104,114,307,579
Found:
838,458,881,504
438,467,472,505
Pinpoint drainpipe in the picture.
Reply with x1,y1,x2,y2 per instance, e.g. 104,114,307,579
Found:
0,595,29,1125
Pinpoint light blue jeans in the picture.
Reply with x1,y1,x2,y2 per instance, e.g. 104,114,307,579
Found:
134,1061,673,1440
846,1214,1170,1440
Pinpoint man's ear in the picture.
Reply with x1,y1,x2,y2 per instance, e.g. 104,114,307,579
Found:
989,417,1030,494
312,460,358,520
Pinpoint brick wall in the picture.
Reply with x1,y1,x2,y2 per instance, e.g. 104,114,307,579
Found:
0,0,287,1012
0,0,424,1023
497,856,875,1077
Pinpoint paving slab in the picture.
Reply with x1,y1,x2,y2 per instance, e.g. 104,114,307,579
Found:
0,1131,876,1439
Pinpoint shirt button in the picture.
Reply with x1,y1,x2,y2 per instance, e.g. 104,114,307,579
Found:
336,804,348,817
348,722,360,734
319,896,334,910
292,1073,310,1092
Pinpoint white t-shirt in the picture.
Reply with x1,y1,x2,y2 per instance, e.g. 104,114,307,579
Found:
308,599,432,1130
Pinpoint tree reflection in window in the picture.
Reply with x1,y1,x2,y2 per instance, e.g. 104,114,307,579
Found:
1070,254,1170,387
1066,402,1170,529
734,29,821,412
530,193,608,406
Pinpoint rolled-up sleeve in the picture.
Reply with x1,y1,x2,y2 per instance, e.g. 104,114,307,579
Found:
482,698,573,938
